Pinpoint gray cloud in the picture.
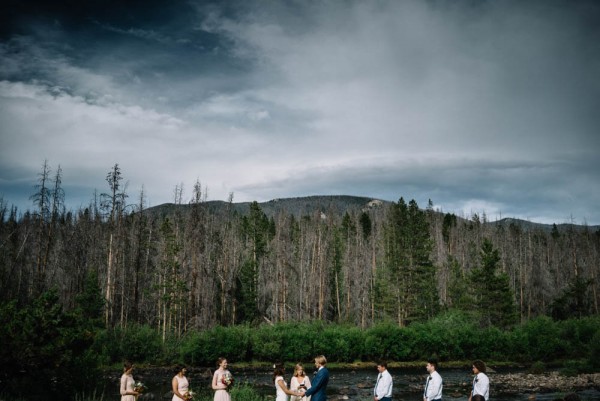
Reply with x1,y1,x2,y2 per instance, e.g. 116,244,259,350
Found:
1,0,599,225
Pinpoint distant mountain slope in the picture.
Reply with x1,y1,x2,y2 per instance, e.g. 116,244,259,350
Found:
146,195,599,231
486,217,600,233
146,195,391,219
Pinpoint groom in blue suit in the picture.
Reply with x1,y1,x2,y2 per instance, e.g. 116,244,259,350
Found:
303,355,330,401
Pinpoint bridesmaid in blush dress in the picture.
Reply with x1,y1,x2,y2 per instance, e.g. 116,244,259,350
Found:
213,357,232,401
172,365,190,401
120,361,140,401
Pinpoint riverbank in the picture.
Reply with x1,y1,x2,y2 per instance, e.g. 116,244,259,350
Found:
491,372,600,394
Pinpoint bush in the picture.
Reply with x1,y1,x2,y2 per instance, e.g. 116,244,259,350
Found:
230,384,267,401
364,322,413,361
513,316,562,361
558,317,600,359
560,360,581,377
182,325,252,365
319,324,363,362
252,324,283,361
187,384,264,401
275,322,320,361
407,311,478,361
92,324,163,365
588,329,600,369
529,361,546,374
0,291,102,399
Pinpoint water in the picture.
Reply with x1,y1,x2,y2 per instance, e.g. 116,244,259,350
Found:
100,368,600,401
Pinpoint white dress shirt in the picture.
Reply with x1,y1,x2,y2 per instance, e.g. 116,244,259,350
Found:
374,369,393,399
472,372,489,401
424,370,443,401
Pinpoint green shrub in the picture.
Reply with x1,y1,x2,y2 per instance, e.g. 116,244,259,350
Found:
120,324,163,363
560,360,581,377
557,317,600,359
514,316,562,361
252,324,283,361
74,390,105,401
588,329,600,369
529,361,546,374
276,322,320,361
364,322,413,361
230,384,266,401
182,325,252,365
309,324,363,362
92,324,163,365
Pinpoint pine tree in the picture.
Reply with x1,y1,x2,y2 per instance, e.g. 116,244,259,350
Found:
379,198,438,326
470,239,518,328
238,201,272,323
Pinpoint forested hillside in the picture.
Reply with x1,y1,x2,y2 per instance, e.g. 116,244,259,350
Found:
1,164,598,336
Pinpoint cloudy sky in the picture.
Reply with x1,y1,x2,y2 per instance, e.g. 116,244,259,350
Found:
1,0,599,225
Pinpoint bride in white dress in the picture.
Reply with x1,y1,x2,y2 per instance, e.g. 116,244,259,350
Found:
273,363,303,401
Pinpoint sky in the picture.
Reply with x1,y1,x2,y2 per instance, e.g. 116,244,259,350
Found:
1,0,599,225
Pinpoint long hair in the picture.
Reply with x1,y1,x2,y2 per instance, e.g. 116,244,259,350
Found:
273,363,285,382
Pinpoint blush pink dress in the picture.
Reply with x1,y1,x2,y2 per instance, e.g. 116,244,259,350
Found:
213,368,232,401
120,373,136,401
172,374,189,401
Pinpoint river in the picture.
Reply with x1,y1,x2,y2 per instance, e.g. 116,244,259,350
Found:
101,367,600,401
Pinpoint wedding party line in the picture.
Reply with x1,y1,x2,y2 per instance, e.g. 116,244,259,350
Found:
119,356,509,401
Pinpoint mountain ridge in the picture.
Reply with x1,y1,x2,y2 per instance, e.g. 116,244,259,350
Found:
145,195,599,231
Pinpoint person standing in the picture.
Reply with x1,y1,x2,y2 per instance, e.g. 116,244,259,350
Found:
213,357,233,401
290,363,312,401
120,361,140,401
423,359,442,401
373,360,393,401
468,360,489,401
172,365,190,401
273,363,304,401
302,355,330,401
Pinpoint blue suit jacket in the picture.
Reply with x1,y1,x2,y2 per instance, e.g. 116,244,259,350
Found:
304,367,329,401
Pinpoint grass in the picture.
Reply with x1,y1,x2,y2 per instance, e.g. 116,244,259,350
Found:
74,390,105,401
191,385,266,401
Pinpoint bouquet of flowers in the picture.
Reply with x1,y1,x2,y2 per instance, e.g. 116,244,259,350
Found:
134,381,148,393
184,390,196,400
222,371,234,388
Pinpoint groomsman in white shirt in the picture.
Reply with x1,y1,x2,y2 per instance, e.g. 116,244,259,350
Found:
374,360,393,401
423,359,443,401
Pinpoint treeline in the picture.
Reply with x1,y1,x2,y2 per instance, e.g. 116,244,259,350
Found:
1,162,599,332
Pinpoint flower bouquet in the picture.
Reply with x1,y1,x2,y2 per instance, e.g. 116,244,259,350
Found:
222,372,234,389
134,381,148,393
184,390,196,400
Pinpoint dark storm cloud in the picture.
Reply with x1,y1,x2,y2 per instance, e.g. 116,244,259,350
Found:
1,0,599,224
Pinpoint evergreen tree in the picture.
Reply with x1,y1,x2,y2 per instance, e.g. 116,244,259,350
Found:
359,211,372,239
470,239,518,328
74,270,105,330
238,202,272,323
406,199,439,322
446,255,473,311
379,198,438,326
550,276,592,320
